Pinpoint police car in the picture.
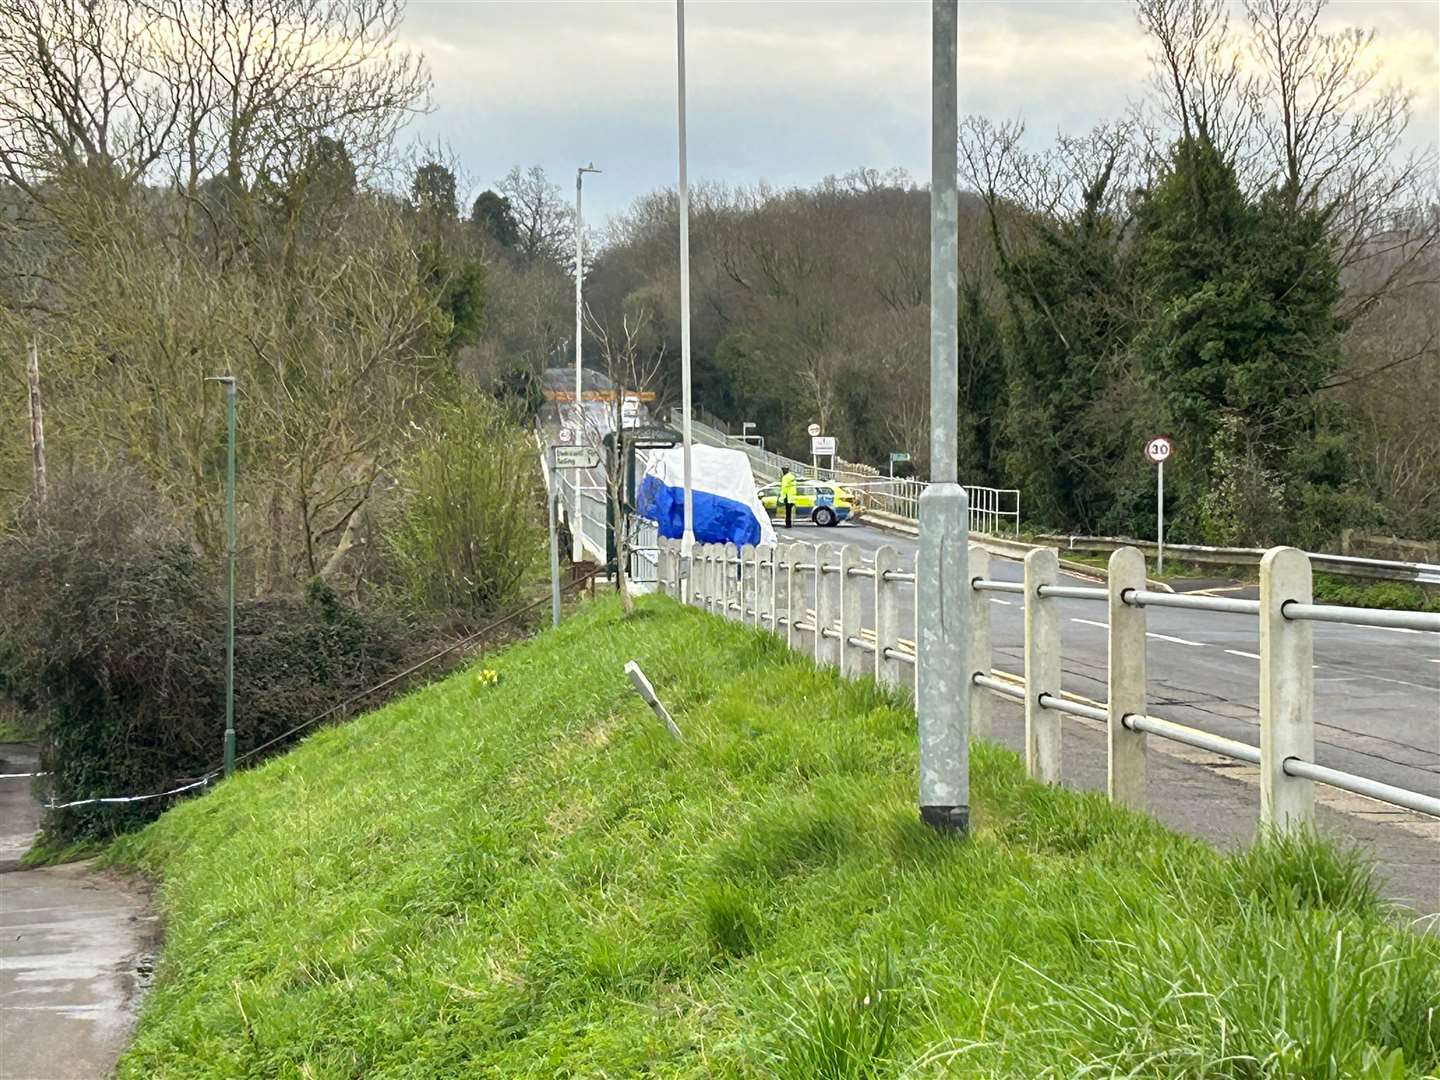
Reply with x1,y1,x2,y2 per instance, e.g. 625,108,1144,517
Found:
757,479,853,526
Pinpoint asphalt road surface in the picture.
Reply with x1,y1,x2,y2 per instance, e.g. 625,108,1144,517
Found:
774,517,1440,801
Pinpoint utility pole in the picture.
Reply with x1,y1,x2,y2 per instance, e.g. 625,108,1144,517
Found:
208,376,238,777
675,0,696,565
574,163,601,563
25,339,46,508
916,0,970,835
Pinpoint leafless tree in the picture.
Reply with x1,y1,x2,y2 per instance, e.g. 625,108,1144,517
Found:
498,164,574,270
582,305,665,615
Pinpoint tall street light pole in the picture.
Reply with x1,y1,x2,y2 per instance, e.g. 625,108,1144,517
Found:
206,375,238,777
675,0,695,562
574,162,601,562
916,0,969,835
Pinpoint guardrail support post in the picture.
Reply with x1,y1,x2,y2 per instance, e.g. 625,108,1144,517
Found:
815,543,835,667
784,543,801,649
757,544,773,630
967,545,990,740
1260,546,1314,832
874,545,900,687
740,544,755,626
724,543,739,620
838,545,862,678
1107,547,1147,810
1024,547,1061,785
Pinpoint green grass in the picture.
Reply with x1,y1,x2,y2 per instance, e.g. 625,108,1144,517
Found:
109,595,1440,1078
1313,573,1440,613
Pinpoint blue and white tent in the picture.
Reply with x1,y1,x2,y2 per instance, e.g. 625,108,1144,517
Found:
635,445,777,549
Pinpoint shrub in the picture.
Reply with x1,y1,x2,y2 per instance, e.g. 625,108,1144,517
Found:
0,477,408,841
383,392,544,612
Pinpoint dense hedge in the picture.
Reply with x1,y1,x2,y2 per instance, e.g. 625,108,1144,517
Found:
0,483,408,840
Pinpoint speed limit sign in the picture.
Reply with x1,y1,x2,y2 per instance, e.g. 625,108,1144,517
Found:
558,427,575,445
1145,435,1172,463
807,422,822,437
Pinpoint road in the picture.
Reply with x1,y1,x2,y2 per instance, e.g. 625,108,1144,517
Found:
773,517,1440,801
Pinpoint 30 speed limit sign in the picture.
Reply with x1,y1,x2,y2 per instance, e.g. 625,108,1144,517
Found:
1145,435,1172,463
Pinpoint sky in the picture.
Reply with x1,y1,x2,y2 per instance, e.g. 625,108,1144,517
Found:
399,0,1440,224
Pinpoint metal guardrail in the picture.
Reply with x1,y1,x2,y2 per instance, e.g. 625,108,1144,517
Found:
656,538,1440,824
673,409,1021,537
1042,533,1440,586
541,445,658,586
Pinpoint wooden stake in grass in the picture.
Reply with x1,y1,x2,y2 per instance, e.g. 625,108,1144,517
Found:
624,661,682,741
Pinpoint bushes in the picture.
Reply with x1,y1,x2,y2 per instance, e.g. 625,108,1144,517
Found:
0,479,407,841
384,392,543,611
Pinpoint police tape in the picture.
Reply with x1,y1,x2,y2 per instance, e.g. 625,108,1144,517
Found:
44,773,218,810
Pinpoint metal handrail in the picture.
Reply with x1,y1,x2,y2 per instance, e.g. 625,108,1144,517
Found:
1126,590,1262,616
1282,602,1440,633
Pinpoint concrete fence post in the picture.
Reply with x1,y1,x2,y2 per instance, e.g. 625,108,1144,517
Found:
784,543,800,650
1023,547,1061,784
815,543,835,667
739,544,755,626
1107,547,1147,810
967,545,991,740
706,544,718,614
724,543,739,620
757,544,773,630
1260,546,1315,832
874,545,901,687
838,545,863,678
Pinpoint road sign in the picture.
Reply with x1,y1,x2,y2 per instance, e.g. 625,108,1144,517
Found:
1145,436,1172,573
811,435,836,457
889,452,910,463
552,446,600,470
807,422,822,437
558,427,575,445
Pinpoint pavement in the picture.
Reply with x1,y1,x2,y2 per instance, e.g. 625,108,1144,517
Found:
0,745,153,1080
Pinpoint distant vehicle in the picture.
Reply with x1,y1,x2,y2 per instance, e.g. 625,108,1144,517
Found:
757,479,852,527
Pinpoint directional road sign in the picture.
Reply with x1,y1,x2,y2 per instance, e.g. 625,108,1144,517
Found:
553,446,601,470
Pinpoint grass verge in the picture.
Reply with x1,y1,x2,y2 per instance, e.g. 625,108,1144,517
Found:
110,594,1440,1078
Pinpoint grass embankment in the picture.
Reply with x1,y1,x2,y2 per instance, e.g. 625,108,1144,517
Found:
111,596,1439,1078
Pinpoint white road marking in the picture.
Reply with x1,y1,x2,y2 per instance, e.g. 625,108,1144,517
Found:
1224,649,1261,660
1349,672,1440,692
1372,626,1423,635
1147,632,1206,647
990,598,1012,606
1071,618,1109,630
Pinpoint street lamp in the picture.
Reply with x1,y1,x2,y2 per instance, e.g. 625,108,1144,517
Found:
574,162,601,562
205,375,237,777
675,0,695,561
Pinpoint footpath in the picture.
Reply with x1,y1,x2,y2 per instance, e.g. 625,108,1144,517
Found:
0,744,153,1080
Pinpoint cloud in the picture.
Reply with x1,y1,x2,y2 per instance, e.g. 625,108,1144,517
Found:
398,0,1437,221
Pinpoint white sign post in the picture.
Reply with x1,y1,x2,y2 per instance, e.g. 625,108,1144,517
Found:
1145,435,1173,574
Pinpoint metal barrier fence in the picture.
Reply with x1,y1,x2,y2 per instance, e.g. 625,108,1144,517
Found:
545,455,658,585
672,409,1021,536
656,537,1440,826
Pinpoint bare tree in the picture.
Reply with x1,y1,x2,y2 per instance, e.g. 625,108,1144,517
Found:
582,305,664,616
498,165,574,270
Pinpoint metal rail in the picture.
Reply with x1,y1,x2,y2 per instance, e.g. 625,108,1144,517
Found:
1126,590,1262,616
1283,602,1440,633
1124,714,1261,766
1282,758,1440,818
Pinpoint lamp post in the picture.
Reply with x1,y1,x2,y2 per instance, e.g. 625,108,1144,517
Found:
206,375,237,777
916,0,969,835
574,162,601,562
675,0,695,562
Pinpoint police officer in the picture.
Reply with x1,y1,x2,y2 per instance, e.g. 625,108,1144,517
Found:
778,466,797,528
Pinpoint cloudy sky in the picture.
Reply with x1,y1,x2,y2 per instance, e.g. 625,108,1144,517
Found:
399,1,1439,223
